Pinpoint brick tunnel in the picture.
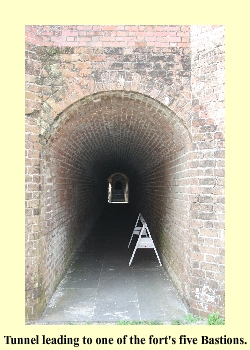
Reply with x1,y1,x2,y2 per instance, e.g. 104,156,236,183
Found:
41,91,192,314
25,25,225,321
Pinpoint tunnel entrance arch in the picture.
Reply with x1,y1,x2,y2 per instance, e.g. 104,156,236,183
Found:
108,173,129,203
37,90,197,320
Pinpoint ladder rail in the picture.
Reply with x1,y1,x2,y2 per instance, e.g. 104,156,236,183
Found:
128,213,143,248
129,222,147,266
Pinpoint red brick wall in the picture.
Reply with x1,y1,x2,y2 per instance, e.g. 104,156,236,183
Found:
25,116,42,316
189,25,225,316
25,25,190,48
25,25,225,321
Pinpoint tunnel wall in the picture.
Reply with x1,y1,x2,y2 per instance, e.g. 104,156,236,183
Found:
39,91,192,320
189,26,225,315
25,25,225,320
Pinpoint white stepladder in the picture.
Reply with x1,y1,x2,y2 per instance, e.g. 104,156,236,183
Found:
128,213,162,266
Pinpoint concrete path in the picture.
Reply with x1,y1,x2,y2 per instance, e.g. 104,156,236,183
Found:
38,204,188,324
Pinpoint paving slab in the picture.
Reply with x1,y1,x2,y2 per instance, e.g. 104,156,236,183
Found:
38,204,188,324
40,288,97,322
133,268,187,322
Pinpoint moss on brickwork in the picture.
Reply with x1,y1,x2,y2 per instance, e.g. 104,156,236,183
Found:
38,46,74,60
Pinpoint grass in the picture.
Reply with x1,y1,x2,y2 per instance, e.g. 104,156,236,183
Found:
117,320,163,325
185,314,203,323
65,313,224,326
207,312,225,325
171,319,182,325
66,320,163,325
171,312,225,325
171,313,203,325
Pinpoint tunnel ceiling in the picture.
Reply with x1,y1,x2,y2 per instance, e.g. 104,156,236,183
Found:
45,91,190,183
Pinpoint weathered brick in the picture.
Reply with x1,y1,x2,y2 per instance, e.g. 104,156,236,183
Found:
24,25,225,322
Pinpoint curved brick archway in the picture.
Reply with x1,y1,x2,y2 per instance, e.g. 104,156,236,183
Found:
25,25,225,321
38,73,192,138
39,91,193,315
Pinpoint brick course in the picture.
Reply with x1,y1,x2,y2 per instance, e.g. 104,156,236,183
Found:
25,25,190,48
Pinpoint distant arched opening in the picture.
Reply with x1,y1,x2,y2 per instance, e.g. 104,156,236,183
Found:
108,173,129,203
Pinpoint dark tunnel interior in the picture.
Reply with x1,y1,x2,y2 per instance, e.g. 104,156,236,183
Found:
41,91,191,301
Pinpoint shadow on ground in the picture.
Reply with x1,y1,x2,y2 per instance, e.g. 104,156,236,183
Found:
37,204,188,324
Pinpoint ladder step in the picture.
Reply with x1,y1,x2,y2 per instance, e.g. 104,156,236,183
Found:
137,237,154,248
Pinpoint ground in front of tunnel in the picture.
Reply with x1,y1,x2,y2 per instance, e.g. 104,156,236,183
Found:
37,204,188,324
